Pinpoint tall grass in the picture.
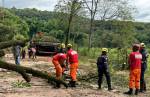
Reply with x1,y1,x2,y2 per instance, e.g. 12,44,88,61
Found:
78,47,100,59
78,47,131,71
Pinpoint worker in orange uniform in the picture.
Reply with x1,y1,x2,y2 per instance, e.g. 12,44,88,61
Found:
124,44,142,95
67,44,78,87
52,44,67,88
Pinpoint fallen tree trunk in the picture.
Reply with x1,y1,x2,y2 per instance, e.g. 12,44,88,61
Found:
0,40,28,49
0,40,68,88
0,60,31,82
0,61,68,88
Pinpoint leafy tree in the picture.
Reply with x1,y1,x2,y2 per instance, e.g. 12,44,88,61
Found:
8,7,150,48
55,0,83,45
83,0,135,49
0,8,29,42
83,0,99,49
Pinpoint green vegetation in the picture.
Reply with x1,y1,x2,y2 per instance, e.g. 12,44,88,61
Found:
0,8,29,42
0,1,150,95
5,8,150,48
1,7,150,69
11,80,31,88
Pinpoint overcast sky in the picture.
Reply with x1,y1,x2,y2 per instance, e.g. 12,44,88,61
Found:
0,0,150,22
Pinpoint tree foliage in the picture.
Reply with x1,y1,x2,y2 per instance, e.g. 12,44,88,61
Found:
55,0,83,45
5,7,150,48
0,8,29,42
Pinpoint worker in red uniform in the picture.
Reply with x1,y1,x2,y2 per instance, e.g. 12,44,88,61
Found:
52,45,67,88
124,44,142,95
67,44,78,87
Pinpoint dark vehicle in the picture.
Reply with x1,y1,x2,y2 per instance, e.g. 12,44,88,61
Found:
32,42,60,55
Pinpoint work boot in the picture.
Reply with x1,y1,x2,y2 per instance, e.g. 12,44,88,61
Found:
98,84,101,90
54,82,60,88
140,83,146,92
71,81,76,87
69,81,76,87
124,88,133,95
135,89,139,95
98,79,102,90
108,83,113,91
108,87,113,91
143,83,146,91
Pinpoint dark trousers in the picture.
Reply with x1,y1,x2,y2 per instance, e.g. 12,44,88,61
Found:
98,68,111,89
140,67,146,91
22,51,26,59
15,56,20,65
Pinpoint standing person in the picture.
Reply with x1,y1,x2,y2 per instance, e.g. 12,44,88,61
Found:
21,47,26,59
97,48,112,91
12,45,21,65
67,44,78,87
139,43,148,92
124,44,142,95
28,47,32,59
52,52,67,88
31,47,36,59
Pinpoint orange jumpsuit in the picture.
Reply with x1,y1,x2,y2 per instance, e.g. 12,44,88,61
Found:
52,53,66,79
128,52,142,89
67,49,78,81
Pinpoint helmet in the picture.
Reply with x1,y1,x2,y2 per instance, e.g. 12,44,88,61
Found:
67,44,72,48
102,48,108,52
140,43,145,47
132,44,140,51
60,43,65,49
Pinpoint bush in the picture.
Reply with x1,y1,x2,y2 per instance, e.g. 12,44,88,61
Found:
13,34,26,41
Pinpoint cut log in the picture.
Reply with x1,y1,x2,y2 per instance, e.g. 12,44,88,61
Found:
0,60,31,82
0,61,68,88
0,40,68,88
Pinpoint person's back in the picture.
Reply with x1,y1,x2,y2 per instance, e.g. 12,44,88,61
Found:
53,53,66,63
52,53,66,88
96,48,112,90
97,54,108,70
124,44,142,95
67,49,78,63
66,44,79,87
129,51,142,70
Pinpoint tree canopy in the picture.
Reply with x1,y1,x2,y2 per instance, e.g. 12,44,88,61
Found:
0,7,149,48
0,8,29,42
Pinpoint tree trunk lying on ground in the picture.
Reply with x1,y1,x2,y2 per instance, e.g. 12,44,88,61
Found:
0,61,68,88
0,40,28,49
0,40,68,88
